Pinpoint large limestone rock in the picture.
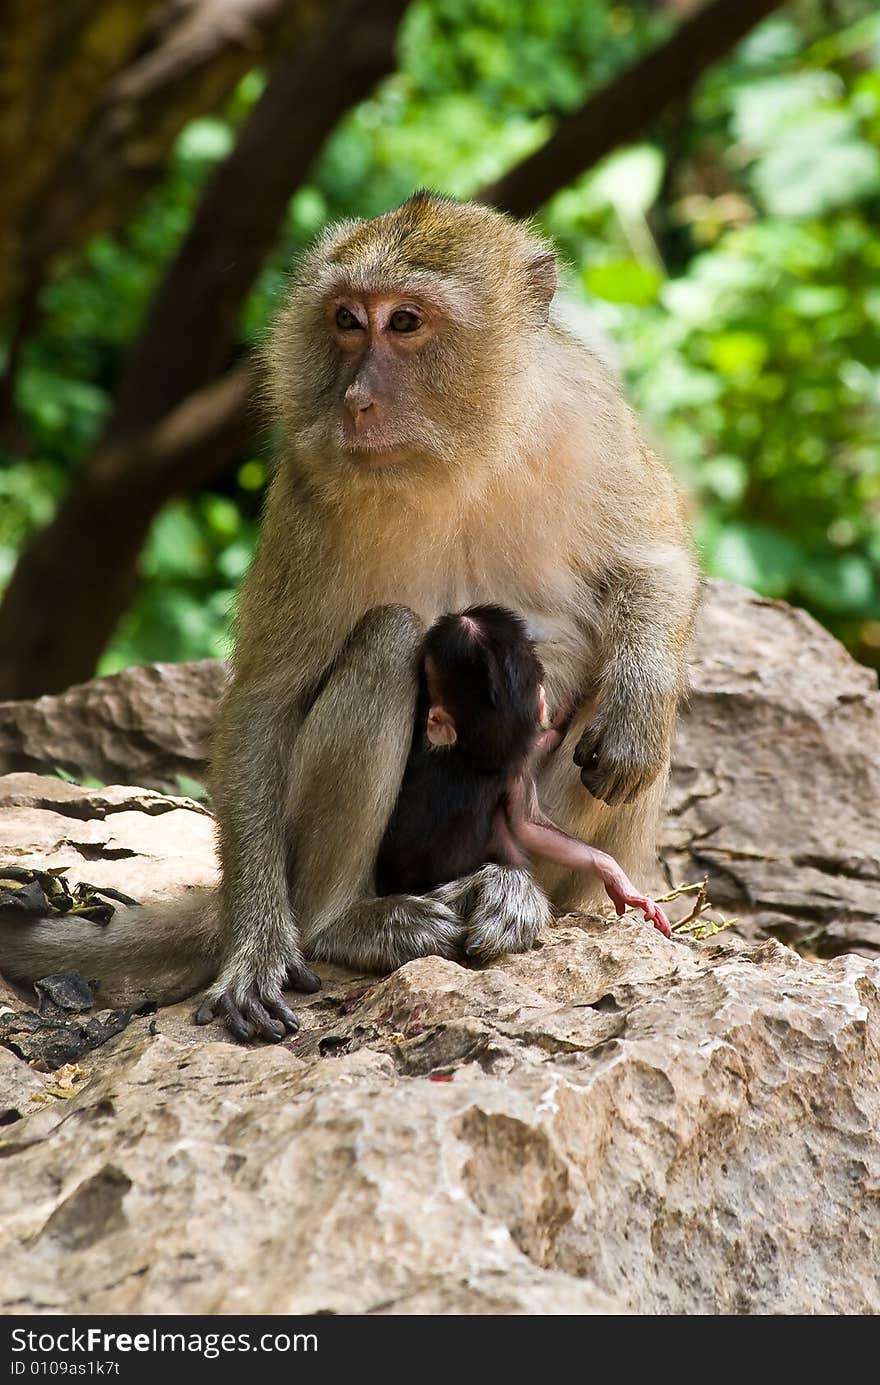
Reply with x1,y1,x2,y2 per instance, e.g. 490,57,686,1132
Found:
1,580,879,1314
661,582,880,956
0,661,226,795
0,773,217,904
0,920,877,1314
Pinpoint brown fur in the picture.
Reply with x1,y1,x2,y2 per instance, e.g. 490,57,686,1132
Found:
0,194,699,1037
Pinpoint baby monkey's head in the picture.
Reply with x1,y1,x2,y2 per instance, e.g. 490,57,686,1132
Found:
422,605,546,769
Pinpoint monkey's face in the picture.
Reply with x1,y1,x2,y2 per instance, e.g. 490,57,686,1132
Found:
268,194,559,487
327,291,452,467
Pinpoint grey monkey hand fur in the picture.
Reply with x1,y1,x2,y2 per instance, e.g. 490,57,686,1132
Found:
574,720,668,805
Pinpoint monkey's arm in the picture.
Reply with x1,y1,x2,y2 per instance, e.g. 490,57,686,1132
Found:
574,538,699,806
504,778,671,937
196,678,320,1041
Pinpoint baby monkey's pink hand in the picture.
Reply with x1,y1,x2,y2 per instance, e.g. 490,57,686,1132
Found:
602,870,671,939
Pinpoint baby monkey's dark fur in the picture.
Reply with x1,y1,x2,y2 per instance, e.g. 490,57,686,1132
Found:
376,606,671,938
376,606,541,895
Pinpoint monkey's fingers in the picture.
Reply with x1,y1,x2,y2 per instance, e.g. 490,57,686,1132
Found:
574,730,627,803
578,747,663,805
604,878,672,940
572,729,599,770
624,896,672,939
579,760,631,805
644,901,672,939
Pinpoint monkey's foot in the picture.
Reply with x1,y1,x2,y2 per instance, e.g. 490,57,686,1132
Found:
195,982,300,1043
441,865,550,963
284,959,322,993
307,894,465,972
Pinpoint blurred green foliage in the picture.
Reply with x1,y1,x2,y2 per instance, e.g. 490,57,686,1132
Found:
2,0,879,671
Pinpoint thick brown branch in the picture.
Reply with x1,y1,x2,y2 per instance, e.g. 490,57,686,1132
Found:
96,363,260,500
481,0,784,218
0,0,409,697
0,364,259,701
16,1,316,300
0,0,160,309
103,0,409,448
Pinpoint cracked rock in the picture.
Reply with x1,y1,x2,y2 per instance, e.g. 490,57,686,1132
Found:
662,581,880,955
0,772,217,905
0,928,877,1314
0,660,226,794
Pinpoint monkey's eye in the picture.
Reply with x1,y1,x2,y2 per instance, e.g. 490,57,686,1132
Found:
389,309,421,333
335,307,362,331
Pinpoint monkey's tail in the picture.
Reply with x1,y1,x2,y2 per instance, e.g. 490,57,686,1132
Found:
0,889,221,1008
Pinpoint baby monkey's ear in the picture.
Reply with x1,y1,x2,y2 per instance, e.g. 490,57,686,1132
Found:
538,684,550,729
427,705,457,748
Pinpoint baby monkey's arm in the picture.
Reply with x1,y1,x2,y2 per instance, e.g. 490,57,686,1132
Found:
502,754,671,939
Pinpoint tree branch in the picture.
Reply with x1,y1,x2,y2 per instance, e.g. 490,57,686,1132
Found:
102,0,410,449
480,0,784,218
0,363,261,702
15,1,315,305
0,0,409,698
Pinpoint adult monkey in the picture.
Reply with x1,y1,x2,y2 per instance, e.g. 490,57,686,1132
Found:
0,195,699,1041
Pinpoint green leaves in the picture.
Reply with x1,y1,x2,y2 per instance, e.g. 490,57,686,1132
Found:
708,523,804,598
584,259,662,306
588,145,665,221
707,332,769,378
754,110,880,217
175,118,235,166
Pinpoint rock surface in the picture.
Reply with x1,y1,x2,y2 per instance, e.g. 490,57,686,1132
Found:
1,580,879,1315
0,772,217,905
0,919,877,1314
661,582,880,957
0,660,226,795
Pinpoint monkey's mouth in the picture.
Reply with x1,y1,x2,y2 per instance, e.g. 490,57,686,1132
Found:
338,422,411,464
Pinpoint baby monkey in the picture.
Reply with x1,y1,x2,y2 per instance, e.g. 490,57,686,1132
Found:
376,606,671,938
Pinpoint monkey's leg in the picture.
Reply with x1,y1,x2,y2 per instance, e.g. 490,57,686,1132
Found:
291,605,465,971
197,672,322,1041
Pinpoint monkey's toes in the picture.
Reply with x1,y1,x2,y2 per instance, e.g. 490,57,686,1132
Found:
194,987,300,1042
286,961,321,994
463,865,549,962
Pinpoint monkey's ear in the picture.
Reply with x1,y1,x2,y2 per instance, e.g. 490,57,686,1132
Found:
525,250,558,327
427,705,457,748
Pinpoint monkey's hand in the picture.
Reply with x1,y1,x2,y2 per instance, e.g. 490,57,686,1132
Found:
195,959,320,1043
573,710,668,806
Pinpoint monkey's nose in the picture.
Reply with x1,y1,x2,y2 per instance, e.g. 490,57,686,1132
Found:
344,385,376,423
346,404,376,438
